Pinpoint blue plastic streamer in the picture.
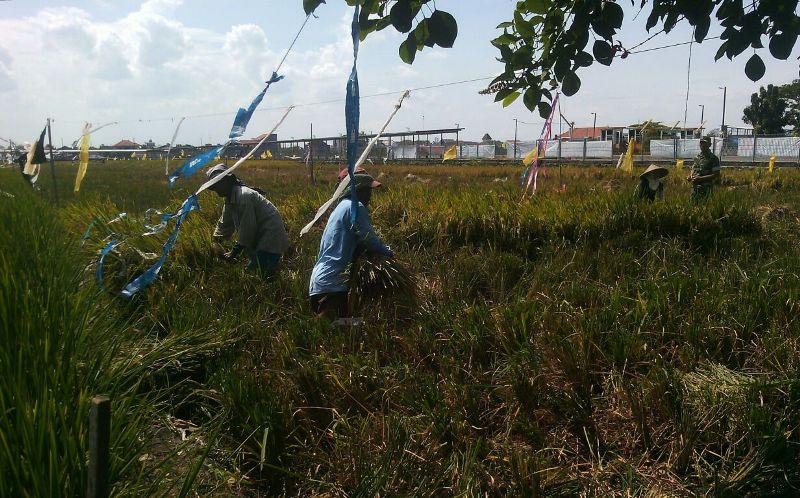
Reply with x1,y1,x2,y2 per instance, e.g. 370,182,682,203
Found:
120,195,200,298
168,145,225,185
229,72,284,139
345,4,360,226
96,240,121,289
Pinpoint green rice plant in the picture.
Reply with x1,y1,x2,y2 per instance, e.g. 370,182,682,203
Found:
349,253,418,323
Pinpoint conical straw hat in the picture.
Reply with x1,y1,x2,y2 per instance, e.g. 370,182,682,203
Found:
640,164,669,180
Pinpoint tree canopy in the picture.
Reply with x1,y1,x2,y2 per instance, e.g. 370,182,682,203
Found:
742,81,798,134
303,0,799,118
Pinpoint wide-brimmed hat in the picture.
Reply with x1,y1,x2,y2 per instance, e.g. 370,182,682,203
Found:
640,164,669,180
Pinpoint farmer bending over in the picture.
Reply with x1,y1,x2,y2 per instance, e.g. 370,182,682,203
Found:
636,164,668,201
309,173,393,320
205,164,290,278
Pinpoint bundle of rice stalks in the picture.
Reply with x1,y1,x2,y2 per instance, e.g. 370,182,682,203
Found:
349,253,418,322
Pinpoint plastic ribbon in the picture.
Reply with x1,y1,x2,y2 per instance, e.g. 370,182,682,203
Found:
345,4,360,226
229,72,284,139
120,195,200,298
167,144,226,186
165,116,186,176
96,239,121,290
523,93,559,196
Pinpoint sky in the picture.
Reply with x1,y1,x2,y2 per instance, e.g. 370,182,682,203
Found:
0,0,798,147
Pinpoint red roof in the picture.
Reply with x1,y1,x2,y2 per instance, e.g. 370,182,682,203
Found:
558,127,610,140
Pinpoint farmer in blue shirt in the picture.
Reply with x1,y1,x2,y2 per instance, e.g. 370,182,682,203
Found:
309,173,393,320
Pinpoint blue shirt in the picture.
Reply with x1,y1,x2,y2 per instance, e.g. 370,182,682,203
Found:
309,198,393,296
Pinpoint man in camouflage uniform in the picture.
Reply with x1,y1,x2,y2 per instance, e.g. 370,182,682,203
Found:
687,137,720,199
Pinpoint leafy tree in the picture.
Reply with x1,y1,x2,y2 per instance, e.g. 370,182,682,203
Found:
302,0,799,118
742,84,788,134
780,79,800,132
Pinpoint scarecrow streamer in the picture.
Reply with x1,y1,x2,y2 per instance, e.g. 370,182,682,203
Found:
300,90,410,236
344,3,361,226
442,145,457,162
164,116,186,176
522,93,559,195
19,125,48,186
166,73,284,185
74,123,92,192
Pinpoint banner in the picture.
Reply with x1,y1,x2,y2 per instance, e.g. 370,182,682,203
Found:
442,145,457,162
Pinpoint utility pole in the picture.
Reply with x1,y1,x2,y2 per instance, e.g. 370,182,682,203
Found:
719,86,727,137
590,112,597,141
513,118,518,160
698,104,705,136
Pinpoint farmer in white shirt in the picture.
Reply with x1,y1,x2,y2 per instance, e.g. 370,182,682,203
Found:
205,164,290,278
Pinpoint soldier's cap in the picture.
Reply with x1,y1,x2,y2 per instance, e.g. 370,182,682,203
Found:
699,137,711,145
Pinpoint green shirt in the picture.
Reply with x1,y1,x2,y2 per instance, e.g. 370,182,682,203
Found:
691,150,720,184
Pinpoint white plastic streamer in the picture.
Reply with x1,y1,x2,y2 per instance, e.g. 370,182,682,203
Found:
300,90,411,236
164,116,186,175
194,106,295,196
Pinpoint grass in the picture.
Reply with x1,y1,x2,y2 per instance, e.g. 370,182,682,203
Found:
2,158,800,496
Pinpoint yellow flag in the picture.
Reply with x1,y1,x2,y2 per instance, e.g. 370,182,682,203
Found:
265,150,273,159
522,145,538,166
620,139,636,174
442,145,457,162
676,159,684,170
768,155,776,173
130,151,136,159
74,125,91,192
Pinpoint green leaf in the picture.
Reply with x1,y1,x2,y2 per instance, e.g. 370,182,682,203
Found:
562,71,581,96
769,32,796,60
496,21,514,29
574,51,593,67
537,101,552,119
523,86,541,111
303,0,325,15
502,91,521,107
744,53,766,81
592,40,614,66
390,0,414,33
429,10,458,48
414,19,434,48
694,16,710,42
399,35,417,64
514,10,535,39
525,0,548,15
601,2,624,29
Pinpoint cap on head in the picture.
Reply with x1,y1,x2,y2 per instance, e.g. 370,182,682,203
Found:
352,173,381,190
337,166,367,181
699,137,711,145
206,163,229,179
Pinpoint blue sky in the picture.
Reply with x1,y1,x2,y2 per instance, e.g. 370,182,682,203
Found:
0,0,797,147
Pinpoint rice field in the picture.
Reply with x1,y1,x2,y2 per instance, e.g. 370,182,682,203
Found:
2,158,800,496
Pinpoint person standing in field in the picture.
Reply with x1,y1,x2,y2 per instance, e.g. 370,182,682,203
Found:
687,137,720,200
309,173,393,320
636,164,668,201
205,164,290,278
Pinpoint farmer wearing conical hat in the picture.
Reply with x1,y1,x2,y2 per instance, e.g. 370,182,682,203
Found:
636,164,668,201
309,173,393,320
687,137,720,200
205,164,290,278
